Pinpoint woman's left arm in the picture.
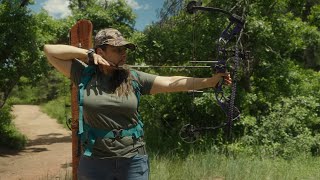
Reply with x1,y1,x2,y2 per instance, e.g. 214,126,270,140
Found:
149,73,231,94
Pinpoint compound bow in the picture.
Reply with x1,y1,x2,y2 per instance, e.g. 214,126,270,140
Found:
179,1,249,143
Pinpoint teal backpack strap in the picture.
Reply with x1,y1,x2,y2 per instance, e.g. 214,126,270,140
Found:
130,69,144,130
82,119,144,156
78,66,96,140
130,69,142,107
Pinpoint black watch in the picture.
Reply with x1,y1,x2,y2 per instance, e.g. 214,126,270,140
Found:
87,49,95,65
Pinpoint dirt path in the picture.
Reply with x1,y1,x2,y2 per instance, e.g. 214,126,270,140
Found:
0,105,72,180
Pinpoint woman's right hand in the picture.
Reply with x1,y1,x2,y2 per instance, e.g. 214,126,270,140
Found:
92,53,116,67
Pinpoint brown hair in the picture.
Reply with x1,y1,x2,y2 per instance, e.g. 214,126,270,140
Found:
108,66,138,97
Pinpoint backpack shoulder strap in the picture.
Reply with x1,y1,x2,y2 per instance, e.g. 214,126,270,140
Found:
80,65,96,88
130,69,144,126
78,65,96,136
130,69,142,106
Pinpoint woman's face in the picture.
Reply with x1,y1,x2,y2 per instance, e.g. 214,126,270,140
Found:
101,45,127,67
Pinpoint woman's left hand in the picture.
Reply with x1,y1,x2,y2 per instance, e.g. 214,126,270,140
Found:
212,73,232,87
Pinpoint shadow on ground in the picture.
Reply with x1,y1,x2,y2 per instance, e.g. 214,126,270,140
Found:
0,133,71,157
27,133,71,146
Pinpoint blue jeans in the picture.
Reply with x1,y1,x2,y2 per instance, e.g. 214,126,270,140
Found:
78,154,149,180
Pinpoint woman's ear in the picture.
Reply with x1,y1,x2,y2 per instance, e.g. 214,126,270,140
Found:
96,47,104,55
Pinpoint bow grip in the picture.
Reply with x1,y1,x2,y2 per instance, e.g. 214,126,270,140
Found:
214,61,227,89
214,61,227,73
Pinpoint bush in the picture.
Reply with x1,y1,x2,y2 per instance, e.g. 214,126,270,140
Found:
10,70,70,105
0,104,27,149
40,96,71,129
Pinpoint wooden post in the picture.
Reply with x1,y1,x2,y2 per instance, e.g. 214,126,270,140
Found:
69,20,93,180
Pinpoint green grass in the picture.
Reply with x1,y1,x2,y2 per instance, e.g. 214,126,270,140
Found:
40,96,71,129
53,152,320,180
149,152,320,180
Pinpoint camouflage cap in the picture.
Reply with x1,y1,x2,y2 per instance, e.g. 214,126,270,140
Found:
94,28,136,50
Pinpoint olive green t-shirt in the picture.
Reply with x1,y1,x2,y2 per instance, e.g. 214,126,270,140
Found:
70,59,157,158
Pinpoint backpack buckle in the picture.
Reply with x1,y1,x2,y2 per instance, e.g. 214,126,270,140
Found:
112,129,123,139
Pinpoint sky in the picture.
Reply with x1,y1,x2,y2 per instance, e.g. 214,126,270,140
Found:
29,0,165,31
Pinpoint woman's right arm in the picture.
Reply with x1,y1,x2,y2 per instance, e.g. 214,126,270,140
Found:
43,44,90,78
44,44,114,77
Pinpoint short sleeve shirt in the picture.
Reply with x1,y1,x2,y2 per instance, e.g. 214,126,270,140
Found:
70,59,157,158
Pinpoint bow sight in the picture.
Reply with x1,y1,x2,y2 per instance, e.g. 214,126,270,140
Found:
179,1,249,143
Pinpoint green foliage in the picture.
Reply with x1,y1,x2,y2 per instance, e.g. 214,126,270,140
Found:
245,96,319,158
136,0,320,158
0,1,66,108
0,1,37,106
309,4,320,27
33,9,73,44
0,104,26,149
40,96,71,129
68,0,136,37
10,70,70,104
239,64,320,158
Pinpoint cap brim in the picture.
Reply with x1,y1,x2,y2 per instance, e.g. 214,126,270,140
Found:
121,41,136,50
125,44,136,50
97,40,136,50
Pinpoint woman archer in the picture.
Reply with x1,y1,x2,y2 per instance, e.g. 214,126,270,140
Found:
44,28,231,180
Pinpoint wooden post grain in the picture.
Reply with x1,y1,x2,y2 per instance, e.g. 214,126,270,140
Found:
69,20,93,180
